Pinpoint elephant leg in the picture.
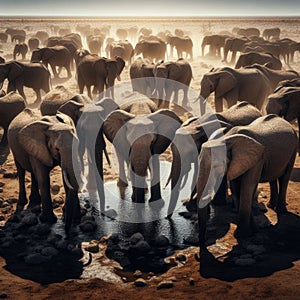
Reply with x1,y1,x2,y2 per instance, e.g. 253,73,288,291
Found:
172,89,179,104
28,172,41,207
230,177,241,210
87,85,92,99
212,176,227,206
149,155,162,202
51,64,59,78
298,117,300,155
267,180,278,210
198,205,209,247
34,89,41,105
66,64,72,78
215,96,223,112
230,51,237,64
16,161,27,210
182,87,189,106
94,148,105,213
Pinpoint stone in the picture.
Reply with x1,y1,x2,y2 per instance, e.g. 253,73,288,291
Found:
21,213,38,226
3,171,18,178
55,239,68,250
235,258,256,267
246,244,266,255
134,278,147,287
104,209,117,219
109,233,120,244
6,198,17,204
0,293,8,299
51,184,61,195
79,220,97,232
0,216,4,221
85,243,100,253
133,240,151,253
25,253,49,265
157,280,174,290
7,214,20,223
189,278,195,286
153,235,170,247
129,232,144,245
133,270,142,278
46,234,63,245
71,247,83,258
41,247,59,257
34,224,51,236
176,254,187,262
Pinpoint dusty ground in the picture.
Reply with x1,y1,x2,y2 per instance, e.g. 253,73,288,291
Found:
0,17,300,299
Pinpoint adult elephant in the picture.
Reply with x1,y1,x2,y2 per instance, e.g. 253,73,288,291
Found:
0,32,8,43
35,31,49,45
13,43,28,60
5,28,26,42
8,109,81,232
108,41,134,65
166,101,262,218
129,57,155,97
166,35,193,59
134,40,167,62
0,91,25,147
152,58,193,108
237,27,260,37
0,61,51,105
88,38,102,56
246,63,299,91
262,27,280,40
196,115,297,248
58,97,119,213
74,48,90,68
116,28,128,40
31,45,72,79
103,95,182,203
223,37,249,64
28,37,40,52
12,34,26,43
77,55,125,99
201,34,228,58
274,78,300,93
199,66,272,113
266,86,300,154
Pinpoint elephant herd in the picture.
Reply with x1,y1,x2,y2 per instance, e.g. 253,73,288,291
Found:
0,23,299,261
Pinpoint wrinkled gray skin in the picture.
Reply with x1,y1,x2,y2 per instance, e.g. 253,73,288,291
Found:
199,66,272,113
197,115,297,249
103,95,182,203
0,91,25,148
201,34,229,58
13,43,28,60
59,97,119,213
266,86,300,154
274,78,300,93
8,109,81,232
152,58,193,108
0,61,51,105
166,101,262,218
134,40,167,62
223,37,249,63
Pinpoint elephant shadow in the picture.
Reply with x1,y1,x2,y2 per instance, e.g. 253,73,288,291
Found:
198,211,300,282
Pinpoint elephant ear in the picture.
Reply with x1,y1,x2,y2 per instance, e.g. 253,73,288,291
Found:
103,110,134,143
56,111,75,128
18,120,53,167
149,109,182,154
95,97,119,119
8,62,23,82
58,100,84,125
215,70,237,97
226,133,265,181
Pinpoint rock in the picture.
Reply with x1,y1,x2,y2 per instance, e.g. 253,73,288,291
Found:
109,233,119,244
41,247,59,257
153,235,169,247
239,254,253,259
253,215,271,228
7,214,20,223
235,258,256,267
51,184,61,195
3,171,18,178
129,232,144,245
85,243,99,253
133,270,142,278
132,240,151,253
46,234,63,245
21,213,38,226
30,205,41,214
79,220,97,232
0,293,8,299
6,198,17,204
183,236,199,246
80,215,95,222
34,224,51,236
104,209,117,219
176,254,187,262
25,253,49,265
189,278,195,286
71,247,83,258
157,280,174,290
246,244,266,255
134,278,147,287
14,234,27,242
55,239,68,250
0,216,4,221
178,211,193,219
169,276,177,282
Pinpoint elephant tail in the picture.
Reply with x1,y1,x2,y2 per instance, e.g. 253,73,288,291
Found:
104,146,111,167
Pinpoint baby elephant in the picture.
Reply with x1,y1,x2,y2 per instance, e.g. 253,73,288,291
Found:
197,114,298,247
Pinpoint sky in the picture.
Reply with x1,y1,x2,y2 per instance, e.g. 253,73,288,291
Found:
1,0,300,17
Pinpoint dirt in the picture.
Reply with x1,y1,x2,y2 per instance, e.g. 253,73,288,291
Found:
0,17,300,300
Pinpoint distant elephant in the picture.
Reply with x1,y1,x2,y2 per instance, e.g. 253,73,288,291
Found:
166,35,193,59
201,34,229,57
223,37,249,64
108,41,134,65
262,27,280,40
103,95,182,203
74,48,90,68
197,115,297,247
28,37,40,51
13,43,28,60
116,28,128,40
0,32,8,43
266,86,300,153
139,27,152,37
290,41,300,63
0,61,51,105
129,57,155,97
237,27,260,37
8,109,81,232
87,36,103,55
35,31,49,45
166,101,262,218
0,91,25,147
128,26,138,43
235,51,282,70
77,55,125,99
199,66,272,113
134,40,167,62
31,45,72,79
245,63,299,91
58,97,119,212
152,58,193,108
12,34,26,43
5,28,26,42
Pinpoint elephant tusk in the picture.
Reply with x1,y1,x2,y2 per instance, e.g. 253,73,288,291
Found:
163,175,171,189
104,147,111,167
63,169,74,190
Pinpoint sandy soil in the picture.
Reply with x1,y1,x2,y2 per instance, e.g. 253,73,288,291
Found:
0,17,300,300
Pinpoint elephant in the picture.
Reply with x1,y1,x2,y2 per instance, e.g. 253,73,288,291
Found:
128,26,138,43
0,32,8,43
5,28,26,42
108,41,134,65
266,86,300,154
116,28,128,41
31,45,72,79
166,35,193,60
34,31,49,45
245,63,299,91
237,27,260,37
74,48,91,68
129,57,155,97
274,78,300,93
13,43,28,60
262,28,280,40
8,109,82,232
201,34,229,58
199,66,272,113
152,58,193,108
77,55,125,99
235,51,282,70
0,57,4,64
0,91,26,147
134,40,167,62
223,37,249,64
28,37,40,52
0,61,51,105
12,34,26,43
166,101,262,218
103,95,182,203
197,114,297,247
58,97,119,212
88,38,102,56
139,27,152,37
